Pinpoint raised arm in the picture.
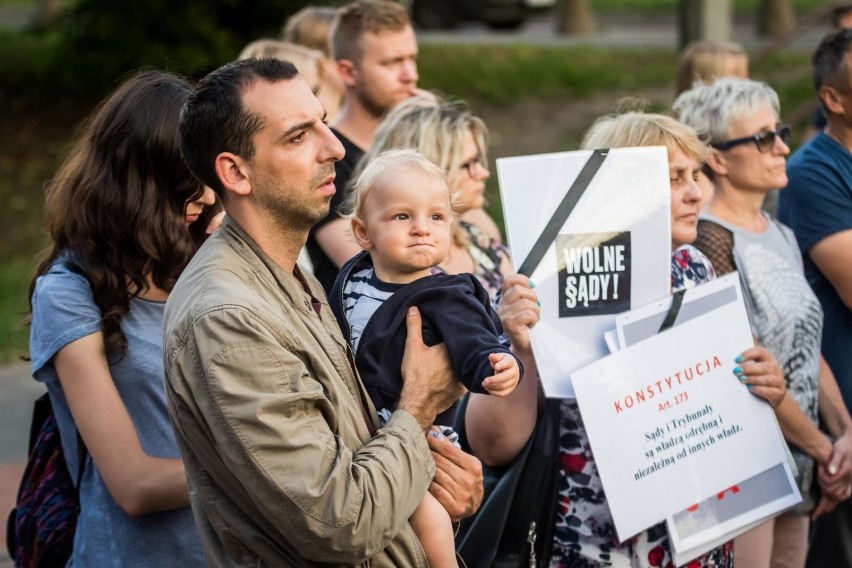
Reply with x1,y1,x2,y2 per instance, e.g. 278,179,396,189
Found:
466,274,543,466
55,333,189,516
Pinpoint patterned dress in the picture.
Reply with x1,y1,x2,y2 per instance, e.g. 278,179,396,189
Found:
550,245,732,568
457,221,508,304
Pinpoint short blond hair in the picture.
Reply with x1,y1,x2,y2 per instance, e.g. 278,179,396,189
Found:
581,111,708,165
348,148,453,222
281,6,338,56
676,39,748,96
331,0,411,62
237,39,326,89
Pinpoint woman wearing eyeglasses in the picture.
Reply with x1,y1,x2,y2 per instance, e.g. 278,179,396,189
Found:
349,100,510,302
675,77,852,568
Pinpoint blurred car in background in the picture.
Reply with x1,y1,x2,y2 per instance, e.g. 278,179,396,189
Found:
403,0,555,30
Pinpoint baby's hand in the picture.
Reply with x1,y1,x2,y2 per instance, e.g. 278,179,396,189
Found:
483,352,520,397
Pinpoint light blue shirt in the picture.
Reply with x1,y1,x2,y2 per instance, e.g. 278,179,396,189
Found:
30,258,204,567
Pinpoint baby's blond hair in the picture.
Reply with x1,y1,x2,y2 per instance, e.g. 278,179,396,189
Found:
348,148,456,223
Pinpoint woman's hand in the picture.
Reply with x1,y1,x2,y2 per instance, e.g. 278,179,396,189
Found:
816,430,852,506
497,274,540,354
733,346,786,408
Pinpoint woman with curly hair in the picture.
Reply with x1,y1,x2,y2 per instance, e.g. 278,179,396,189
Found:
27,70,213,565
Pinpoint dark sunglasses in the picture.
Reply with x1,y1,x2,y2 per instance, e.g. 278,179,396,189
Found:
711,124,791,153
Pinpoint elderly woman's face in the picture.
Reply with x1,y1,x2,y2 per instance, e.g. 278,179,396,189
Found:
715,105,790,192
669,148,703,248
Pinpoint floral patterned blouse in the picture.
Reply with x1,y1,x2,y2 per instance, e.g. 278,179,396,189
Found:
455,220,509,304
550,245,731,568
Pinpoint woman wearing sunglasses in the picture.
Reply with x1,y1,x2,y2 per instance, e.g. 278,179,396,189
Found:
675,77,852,568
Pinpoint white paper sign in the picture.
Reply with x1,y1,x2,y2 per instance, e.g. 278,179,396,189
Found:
570,278,791,541
497,147,671,398
611,274,801,561
667,462,800,565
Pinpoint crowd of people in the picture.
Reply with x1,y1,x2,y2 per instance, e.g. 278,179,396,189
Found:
21,1,852,566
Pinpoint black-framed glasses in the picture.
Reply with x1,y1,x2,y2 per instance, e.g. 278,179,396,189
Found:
711,124,791,153
459,153,486,177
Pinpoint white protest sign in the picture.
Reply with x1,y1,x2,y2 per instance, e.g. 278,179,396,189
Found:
612,273,801,560
497,147,671,398
667,461,800,565
570,277,791,541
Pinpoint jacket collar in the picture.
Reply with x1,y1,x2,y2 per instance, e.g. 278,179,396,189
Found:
220,216,327,306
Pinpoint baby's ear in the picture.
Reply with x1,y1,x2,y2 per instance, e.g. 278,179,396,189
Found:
350,217,372,250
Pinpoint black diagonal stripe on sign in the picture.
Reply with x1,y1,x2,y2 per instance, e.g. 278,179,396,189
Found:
658,289,686,333
517,149,609,277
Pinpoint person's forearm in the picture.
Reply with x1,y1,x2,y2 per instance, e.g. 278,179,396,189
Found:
119,457,190,516
775,393,833,466
465,348,542,466
818,356,852,439
397,389,436,431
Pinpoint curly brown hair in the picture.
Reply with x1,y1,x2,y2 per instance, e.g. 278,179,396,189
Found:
29,70,204,357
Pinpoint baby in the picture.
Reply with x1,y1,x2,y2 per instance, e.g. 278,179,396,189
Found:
330,149,522,567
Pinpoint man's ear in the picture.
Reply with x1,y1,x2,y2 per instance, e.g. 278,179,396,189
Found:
705,148,728,177
214,153,252,197
337,59,358,89
819,85,845,116
351,217,372,250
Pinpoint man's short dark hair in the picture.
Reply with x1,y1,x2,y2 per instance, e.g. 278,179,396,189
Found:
812,28,852,118
180,58,298,197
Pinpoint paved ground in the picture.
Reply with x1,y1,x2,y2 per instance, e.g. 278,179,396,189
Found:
0,362,44,564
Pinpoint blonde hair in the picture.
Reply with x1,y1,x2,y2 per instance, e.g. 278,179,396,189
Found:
675,39,748,96
581,111,708,165
348,148,452,222
354,101,487,195
238,40,323,84
281,6,337,56
348,101,487,246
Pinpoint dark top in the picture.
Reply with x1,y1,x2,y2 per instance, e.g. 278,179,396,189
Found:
307,127,365,294
331,251,523,425
780,132,852,409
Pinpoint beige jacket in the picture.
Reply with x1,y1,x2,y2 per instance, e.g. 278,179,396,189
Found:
163,218,433,567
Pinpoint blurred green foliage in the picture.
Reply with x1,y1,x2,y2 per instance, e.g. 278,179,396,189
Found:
0,0,343,106
419,43,678,104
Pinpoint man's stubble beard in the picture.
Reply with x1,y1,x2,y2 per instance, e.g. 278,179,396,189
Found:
255,164,337,233
356,83,393,119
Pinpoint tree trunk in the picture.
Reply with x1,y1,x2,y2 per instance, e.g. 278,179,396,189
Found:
556,0,596,36
757,0,796,37
678,0,732,48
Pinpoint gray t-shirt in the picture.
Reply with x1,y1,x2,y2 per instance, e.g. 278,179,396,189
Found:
700,213,822,508
29,259,204,567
